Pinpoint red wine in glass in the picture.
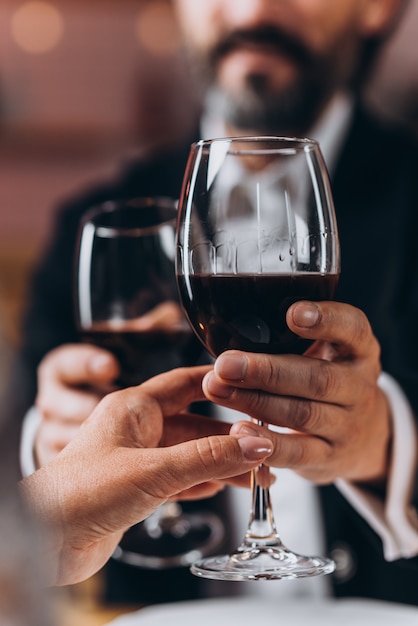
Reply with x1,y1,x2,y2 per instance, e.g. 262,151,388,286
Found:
177,273,339,358
81,322,196,387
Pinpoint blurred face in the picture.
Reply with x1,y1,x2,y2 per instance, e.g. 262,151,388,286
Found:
173,0,398,134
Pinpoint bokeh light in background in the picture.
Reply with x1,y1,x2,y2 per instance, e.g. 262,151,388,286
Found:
0,0,195,136
134,1,181,57
11,2,64,55
0,0,197,239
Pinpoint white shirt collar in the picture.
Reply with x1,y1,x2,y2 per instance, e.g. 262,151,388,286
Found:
307,92,353,176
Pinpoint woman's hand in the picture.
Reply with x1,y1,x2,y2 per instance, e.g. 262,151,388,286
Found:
20,366,273,586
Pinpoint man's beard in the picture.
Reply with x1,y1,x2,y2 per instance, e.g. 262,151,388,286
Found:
206,71,331,137
190,25,342,136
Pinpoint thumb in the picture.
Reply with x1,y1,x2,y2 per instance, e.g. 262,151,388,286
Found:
144,434,273,499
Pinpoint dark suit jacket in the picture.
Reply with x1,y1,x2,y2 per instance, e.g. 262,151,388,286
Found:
18,105,418,605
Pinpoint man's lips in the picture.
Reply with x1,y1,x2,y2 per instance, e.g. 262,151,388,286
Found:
224,41,291,58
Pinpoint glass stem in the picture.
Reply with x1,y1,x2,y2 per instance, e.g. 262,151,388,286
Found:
243,421,282,547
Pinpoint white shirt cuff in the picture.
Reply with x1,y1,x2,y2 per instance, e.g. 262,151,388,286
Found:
19,406,41,478
336,372,418,561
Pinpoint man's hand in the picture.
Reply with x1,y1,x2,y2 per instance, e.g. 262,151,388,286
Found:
34,302,189,468
203,301,392,487
35,344,120,467
20,366,273,586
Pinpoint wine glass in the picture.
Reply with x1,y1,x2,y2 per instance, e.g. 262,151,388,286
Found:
175,136,340,581
75,196,225,569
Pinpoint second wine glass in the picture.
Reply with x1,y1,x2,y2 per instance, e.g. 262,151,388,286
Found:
176,136,340,581
75,196,225,569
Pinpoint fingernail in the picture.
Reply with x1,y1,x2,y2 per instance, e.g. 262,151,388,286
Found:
89,353,113,374
292,301,320,328
235,423,261,437
216,353,248,381
205,372,234,398
238,436,272,461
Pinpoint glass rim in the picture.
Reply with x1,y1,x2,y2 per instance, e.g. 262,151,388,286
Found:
192,135,319,155
80,196,177,238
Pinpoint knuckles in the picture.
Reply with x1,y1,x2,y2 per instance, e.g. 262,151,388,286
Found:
307,359,337,400
289,398,321,432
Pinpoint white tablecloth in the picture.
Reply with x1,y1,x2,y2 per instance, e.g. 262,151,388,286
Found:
106,597,418,625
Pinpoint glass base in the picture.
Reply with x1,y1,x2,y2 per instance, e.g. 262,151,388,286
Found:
113,509,225,569
190,541,335,581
